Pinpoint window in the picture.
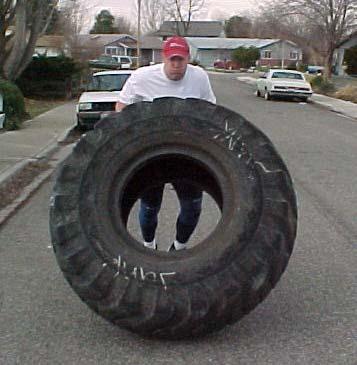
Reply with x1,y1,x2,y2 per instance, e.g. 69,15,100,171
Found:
263,50,272,59
105,46,119,55
271,72,303,80
290,51,298,60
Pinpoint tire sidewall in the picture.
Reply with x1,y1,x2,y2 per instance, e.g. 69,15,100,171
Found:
74,112,263,288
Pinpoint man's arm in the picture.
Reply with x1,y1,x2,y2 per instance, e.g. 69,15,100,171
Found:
200,70,216,104
115,71,138,111
115,101,127,112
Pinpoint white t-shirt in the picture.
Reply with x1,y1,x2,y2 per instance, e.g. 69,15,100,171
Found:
117,63,216,105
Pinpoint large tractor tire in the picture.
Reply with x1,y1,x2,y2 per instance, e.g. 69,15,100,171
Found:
50,97,297,339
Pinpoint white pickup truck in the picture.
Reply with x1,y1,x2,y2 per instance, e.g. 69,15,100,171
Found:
256,69,313,102
76,70,132,130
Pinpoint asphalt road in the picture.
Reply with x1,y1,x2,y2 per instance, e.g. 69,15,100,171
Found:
0,73,356,364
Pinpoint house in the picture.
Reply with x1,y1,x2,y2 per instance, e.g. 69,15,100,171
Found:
73,34,133,61
186,37,303,68
334,31,357,76
71,34,162,65
104,35,163,65
152,21,225,39
34,35,69,57
103,34,137,57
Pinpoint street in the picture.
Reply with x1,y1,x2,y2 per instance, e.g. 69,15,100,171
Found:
0,73,356,364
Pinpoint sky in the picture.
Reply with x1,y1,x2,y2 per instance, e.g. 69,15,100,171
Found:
74,0,259,32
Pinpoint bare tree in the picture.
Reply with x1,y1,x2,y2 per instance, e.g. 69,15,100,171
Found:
134,0,206,35
139,0,171,34
58,0,103,62
114,16,134,35
251,12,325,64
0,0,59,81
208,7,229,21
225,15,253,38
168,0,206,35
59,0,85,61
258,0,357,77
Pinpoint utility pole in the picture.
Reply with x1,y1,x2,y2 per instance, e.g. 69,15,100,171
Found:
281,40,285,69
137,0,141,68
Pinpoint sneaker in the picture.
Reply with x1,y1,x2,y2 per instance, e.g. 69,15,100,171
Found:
143,239,157,250
168,240,186,252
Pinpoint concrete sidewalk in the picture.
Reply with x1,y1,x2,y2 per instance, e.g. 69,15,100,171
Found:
0,102,76,186
236,75,357,120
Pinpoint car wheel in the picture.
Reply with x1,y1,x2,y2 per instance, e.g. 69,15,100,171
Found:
255,89,261,97
264,91,271,100
300,97,308,103
76,117,86,132
50,98,297,339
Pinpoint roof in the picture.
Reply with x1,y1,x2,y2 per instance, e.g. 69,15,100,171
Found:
77,34,136,47
186,37,297,49
153,21,224,37
104,35,162,49
36,35,65,48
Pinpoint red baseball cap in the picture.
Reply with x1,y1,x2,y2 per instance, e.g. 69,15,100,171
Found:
163,36,190,59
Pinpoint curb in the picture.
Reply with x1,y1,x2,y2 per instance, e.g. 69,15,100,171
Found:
0,142,75,228
0,168,54,227
0,125,75,188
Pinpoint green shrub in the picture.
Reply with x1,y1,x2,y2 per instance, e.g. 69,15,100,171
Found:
21,55,80,80
232,46,260,68
0,79,27,130
16,55,81,98
310,75,336,94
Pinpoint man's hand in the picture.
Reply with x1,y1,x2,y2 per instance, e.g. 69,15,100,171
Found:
115,101,127,112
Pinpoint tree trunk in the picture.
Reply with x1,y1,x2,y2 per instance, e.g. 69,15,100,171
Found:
4,0,27,80
0,12,6,78
1,0,57,81
323,44,335,79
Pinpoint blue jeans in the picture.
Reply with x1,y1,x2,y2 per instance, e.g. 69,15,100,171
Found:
139,182,203,243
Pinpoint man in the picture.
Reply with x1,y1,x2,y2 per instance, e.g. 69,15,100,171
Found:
115,36,216,251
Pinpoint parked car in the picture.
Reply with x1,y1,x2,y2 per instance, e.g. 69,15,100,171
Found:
213,59,240,70
88,55,121,70
307,65,324,75
256,69,313,102
76,70,132,130
111,55,133,69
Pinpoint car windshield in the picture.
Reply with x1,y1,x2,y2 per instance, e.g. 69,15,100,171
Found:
120,58,130,64
271,72,304,80
87,74,130,91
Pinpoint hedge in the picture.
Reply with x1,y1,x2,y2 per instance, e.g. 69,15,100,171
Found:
16,55,81,99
